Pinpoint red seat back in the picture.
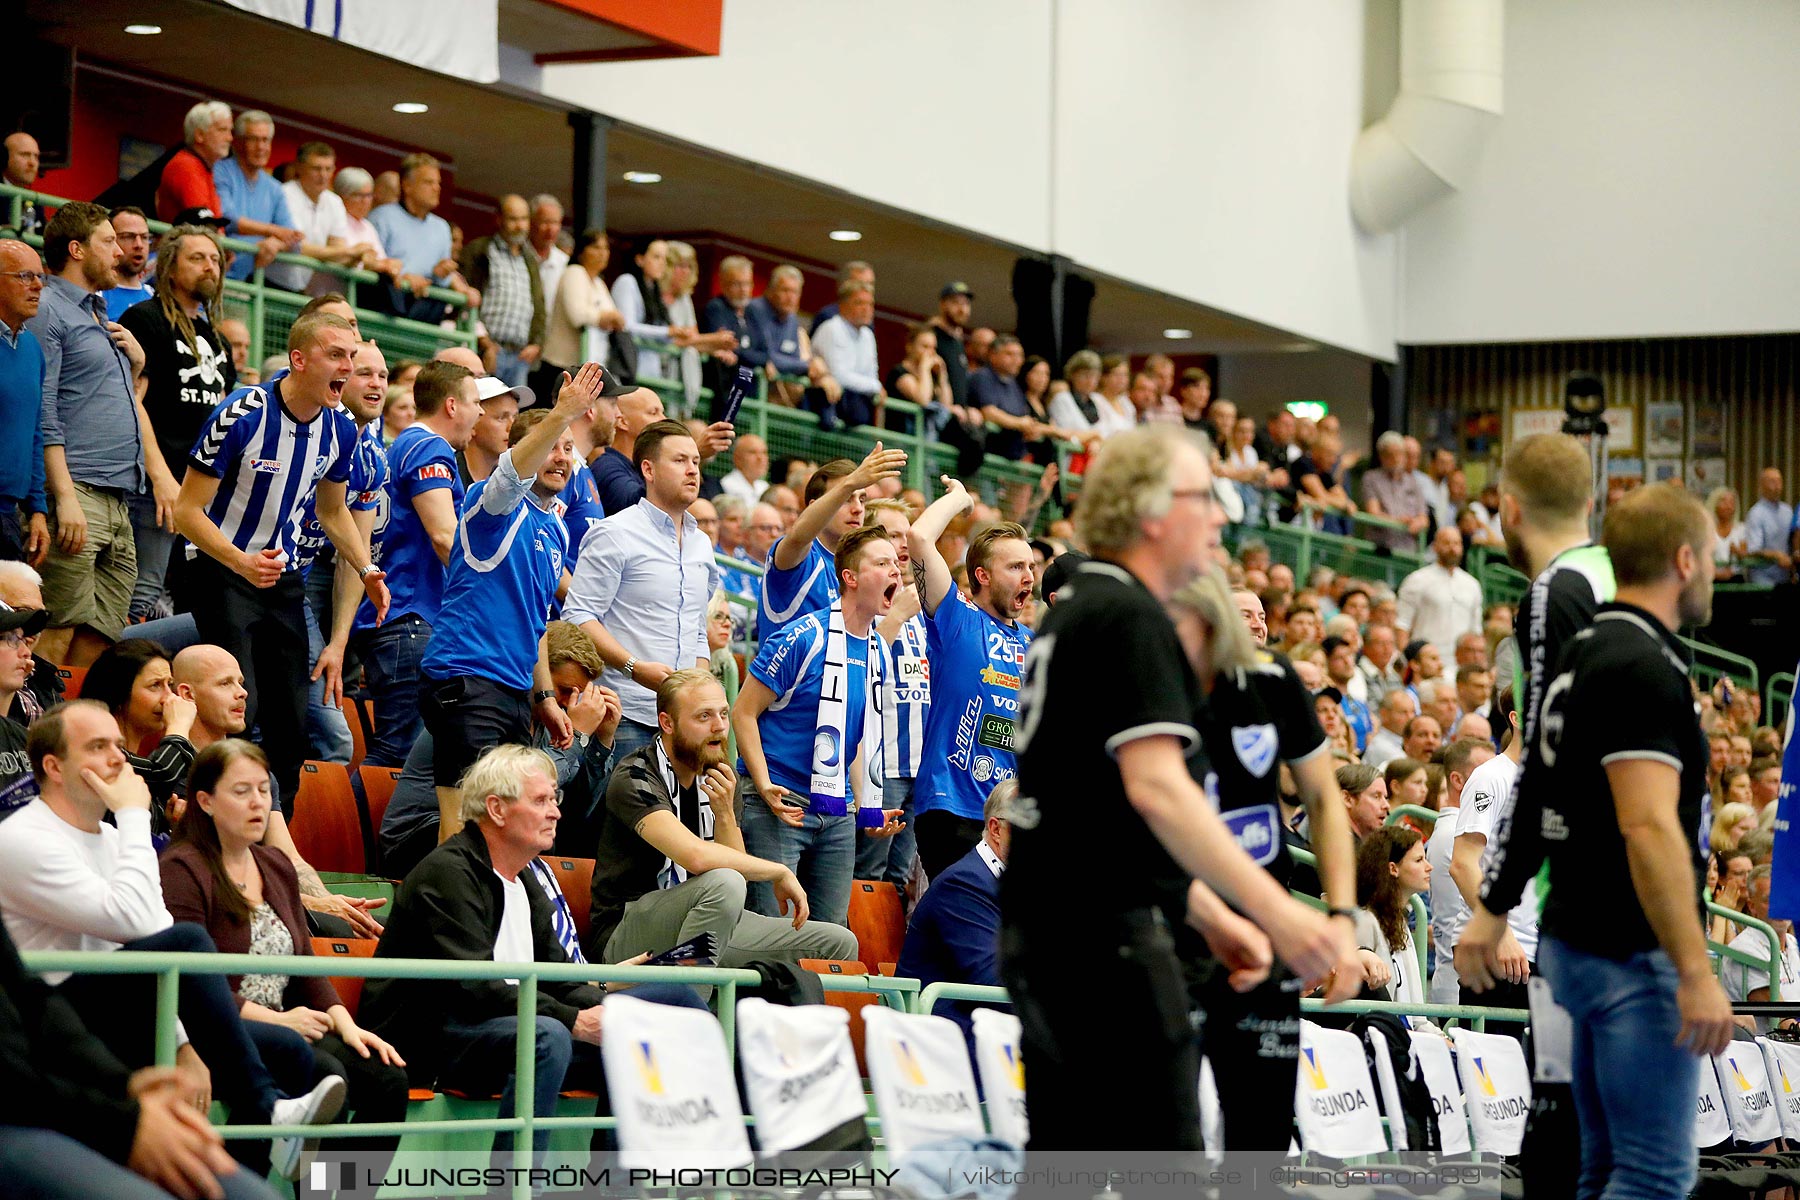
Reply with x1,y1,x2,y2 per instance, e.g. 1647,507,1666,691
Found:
801,958,878,1075
293,761,365,874
543,856,595,945
848,880,906,971
311,936,378,1018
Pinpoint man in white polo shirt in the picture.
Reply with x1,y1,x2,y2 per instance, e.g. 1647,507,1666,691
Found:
1446,692,1537,1015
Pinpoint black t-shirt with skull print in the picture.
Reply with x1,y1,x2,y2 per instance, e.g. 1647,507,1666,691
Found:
119,297,236,480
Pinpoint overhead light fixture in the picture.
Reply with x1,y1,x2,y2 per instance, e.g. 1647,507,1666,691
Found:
124,23,162,34
1162,328,1193,340
622,171,662,184
392,102,429,115
828,230,863,242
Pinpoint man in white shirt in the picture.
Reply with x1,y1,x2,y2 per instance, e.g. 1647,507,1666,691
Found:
0,700,344,1177
1445,704,1535,1014
1363,689,1415,771
1722,865,1800,1033
811,279,884,429
528,194,569,306
563,421,718,766
268,141,361,294
1395,526,1484,661
718,433,770,507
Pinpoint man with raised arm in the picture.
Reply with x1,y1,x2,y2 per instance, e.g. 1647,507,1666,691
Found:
755,443,907,644
905,476,1036,878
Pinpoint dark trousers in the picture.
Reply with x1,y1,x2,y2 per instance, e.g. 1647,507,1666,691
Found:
55,924,281,1169
437,983,707,1164
915,810,983,881
245,1022,409,1165
1462,971,1533,1042
184,555,309,812
1188,952,1301,1150
352,615,433,767
1002,912,1202,1151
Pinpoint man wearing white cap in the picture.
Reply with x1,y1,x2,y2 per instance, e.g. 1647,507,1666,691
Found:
347,359,492,765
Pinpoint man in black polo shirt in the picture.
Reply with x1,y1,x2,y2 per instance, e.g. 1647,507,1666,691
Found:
1462,483,1732,1200
1006,424,1350,1151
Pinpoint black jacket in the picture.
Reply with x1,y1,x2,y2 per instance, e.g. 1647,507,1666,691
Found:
360,823,605,1085
0,913,141,1162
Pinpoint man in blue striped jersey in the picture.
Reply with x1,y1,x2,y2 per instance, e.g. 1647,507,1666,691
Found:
755,443,906,645
347,359,483,765
417,362,624,834
859,497,928,886
174,310,389,809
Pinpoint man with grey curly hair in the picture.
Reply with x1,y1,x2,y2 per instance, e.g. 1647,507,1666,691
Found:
1004,423,1358,1150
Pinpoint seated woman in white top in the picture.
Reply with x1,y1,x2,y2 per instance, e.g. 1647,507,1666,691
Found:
332,166,403,282
1048,349,1134,441
1707,486,1748,580
1353,826,1444,1032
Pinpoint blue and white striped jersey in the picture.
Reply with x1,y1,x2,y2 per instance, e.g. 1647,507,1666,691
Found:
186,377,357,569
882,613,930,779
292,421,388,574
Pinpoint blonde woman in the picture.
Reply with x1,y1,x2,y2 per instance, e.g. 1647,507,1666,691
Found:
662,242,737,411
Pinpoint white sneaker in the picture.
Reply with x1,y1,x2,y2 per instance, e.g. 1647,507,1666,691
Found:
269,1074,347,1181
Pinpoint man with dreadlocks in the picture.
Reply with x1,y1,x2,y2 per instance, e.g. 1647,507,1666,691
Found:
119,223,236,620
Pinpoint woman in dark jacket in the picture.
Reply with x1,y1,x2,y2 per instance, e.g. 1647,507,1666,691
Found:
161,739,408,1164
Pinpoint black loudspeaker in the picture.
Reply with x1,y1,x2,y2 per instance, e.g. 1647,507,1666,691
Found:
1011,256,1093,369
3,42,74,169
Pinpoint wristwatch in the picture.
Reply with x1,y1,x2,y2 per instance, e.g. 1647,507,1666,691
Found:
359,562,381,578
622,656,638,679
532,689,555,704
1327,907,1358,922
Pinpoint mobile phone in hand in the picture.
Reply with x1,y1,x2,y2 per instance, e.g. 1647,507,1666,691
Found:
718,366,755,426
642,931,719,968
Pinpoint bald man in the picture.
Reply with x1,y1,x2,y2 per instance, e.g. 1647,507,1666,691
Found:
433,345,486,376
458,194,545,388
3,133,43,235
171,643,250,750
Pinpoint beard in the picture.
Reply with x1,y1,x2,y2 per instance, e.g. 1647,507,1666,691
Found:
190,275,218,303
1501,522,1529,572
1677,570,1713,628
672,728,728,771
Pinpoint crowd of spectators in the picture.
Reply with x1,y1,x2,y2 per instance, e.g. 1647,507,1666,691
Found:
3,95,1799,1189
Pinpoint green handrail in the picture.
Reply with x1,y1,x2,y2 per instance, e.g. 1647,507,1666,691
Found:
1385,804,1440,828
917,980,1528,1035
3,181,477,367
1683,634,1759,696
1767,671,1795,730
1707,899,1784,1002
1299,497,1429,557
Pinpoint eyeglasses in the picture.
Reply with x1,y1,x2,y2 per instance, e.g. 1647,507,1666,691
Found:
1,628,38,650
1169,487,1220,508
0,271,47,287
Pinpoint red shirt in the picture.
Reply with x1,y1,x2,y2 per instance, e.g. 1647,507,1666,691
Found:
155,148,221,223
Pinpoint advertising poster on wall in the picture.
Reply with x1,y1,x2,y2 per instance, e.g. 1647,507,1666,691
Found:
1645,402,1684,457
1687,458,1729,494
1691,404,1726,458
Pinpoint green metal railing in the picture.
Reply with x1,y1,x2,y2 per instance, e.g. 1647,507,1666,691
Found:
1298,498,1429,558
1685,635,1760,697
1767,671,1794,730
1707,899,1784,1001
3,182,476,370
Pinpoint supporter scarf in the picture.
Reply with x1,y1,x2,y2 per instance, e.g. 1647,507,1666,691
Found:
528,860,587,964
810,602,885,827
655,736,715,890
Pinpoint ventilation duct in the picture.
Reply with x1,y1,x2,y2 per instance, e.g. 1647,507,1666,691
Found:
1350,0,1504,234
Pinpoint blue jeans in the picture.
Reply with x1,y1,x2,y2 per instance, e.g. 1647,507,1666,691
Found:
132,612,199,654
737,780,856,926
303,585,355,764
1540,935,1697,1200
0,1128,281,1200
855,774,917,885
610,717,658,766
352,615,432,767
127,488,178,621
492,347,531,388
438,983,706,1163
